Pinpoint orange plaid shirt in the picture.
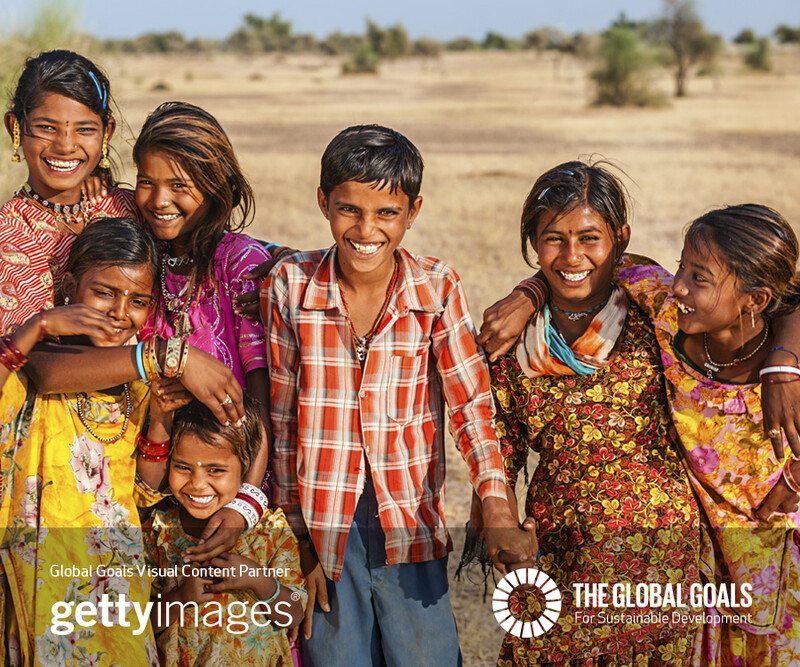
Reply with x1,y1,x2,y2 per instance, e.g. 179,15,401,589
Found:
261,247,507,581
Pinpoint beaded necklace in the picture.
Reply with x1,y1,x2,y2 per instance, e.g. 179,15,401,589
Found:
17,183,91,234
160,255,196,337
75,384,132,444
338,259,400,362
549,290,612,322
702,323,769,378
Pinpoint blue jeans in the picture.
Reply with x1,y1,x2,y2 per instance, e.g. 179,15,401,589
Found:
301,480,463,667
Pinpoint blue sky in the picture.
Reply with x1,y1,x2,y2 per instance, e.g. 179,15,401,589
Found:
3,0,799,41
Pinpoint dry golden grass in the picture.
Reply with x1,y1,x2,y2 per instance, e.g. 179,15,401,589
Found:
2,48,799,665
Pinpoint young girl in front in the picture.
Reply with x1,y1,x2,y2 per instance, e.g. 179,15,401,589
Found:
0,218,167,665
469,161,702,664
1,50,135,333
143,398,305,666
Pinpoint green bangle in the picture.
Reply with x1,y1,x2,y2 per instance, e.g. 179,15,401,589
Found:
262,579,280,605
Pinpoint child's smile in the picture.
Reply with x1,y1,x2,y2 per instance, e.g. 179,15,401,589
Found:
319,180,422,287
169,434,242,524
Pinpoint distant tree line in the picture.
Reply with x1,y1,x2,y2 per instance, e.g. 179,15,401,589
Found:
88,3,799,103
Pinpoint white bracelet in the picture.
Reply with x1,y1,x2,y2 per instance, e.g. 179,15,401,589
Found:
239,483,269,512
759,365,800,379
225,497,259,529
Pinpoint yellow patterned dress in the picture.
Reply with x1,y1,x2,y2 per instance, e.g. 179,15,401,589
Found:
143,504,306,666
0,372,159,666
617,260,800,667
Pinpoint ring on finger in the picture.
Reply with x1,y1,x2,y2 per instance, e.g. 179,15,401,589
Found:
221,395,233,406
768,428,782,438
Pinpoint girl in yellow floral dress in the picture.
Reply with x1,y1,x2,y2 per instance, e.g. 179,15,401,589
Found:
616,204,800,666
0,218,167,666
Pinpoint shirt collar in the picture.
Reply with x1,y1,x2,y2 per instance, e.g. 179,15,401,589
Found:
302,246,443,315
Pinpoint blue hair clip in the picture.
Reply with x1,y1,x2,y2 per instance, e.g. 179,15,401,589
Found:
561,169,575,176
88,71,107,110
537,186,551,201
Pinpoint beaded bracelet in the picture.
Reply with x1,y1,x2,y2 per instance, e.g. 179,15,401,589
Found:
782,458,800,494
136,433,171,462
0,336,27,372
759,366,800,380
261,579,281,605
768,346,800,366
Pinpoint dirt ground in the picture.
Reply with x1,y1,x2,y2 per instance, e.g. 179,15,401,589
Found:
2,47,799,665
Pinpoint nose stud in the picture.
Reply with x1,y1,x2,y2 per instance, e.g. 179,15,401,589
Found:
161,201,170,206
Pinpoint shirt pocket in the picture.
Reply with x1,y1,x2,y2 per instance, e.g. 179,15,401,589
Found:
387,350,428,426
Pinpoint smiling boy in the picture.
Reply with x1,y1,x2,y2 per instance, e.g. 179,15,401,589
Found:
262,125,534,666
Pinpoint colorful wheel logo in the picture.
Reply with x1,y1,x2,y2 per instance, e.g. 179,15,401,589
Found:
492,568,562,638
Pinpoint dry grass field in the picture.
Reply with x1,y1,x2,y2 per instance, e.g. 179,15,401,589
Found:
3,47,800,665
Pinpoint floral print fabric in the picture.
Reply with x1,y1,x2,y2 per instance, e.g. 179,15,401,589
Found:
617,260,800,667
0,372,158,666
143,504,306,666
493,300,702,665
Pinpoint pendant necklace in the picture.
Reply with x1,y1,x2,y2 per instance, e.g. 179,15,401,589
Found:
549,289,612,322
702,323,769,379
338,259,400,362
161,255,196,337
18,183,91,234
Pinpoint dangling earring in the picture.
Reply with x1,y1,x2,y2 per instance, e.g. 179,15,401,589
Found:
11,119,21,163
64,296,70,305
98,129,110,169
750,310,756,328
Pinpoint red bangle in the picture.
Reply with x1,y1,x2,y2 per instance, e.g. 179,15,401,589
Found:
236,492,264,519
0,336,27,371
137,432,171,462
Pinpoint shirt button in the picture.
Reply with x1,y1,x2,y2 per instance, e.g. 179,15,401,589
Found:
359,389,366,398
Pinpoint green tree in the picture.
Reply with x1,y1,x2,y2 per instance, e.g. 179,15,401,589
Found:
774,25,800,44
733,28,756,44
591,25,664,107
650,0,720,97
744,37,771,71
226,13,292,53
482,31,515,50
445,37,477,51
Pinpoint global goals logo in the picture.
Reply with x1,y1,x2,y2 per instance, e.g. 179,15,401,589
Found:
492,568,562,638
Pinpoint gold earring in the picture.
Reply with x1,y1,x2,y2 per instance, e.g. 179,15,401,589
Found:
11,119,20,163
751,310,756,328
98,129,110,169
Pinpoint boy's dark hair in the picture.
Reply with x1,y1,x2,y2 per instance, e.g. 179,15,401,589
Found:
319,124,423,204
8,50,113,131
520,160,630,268
133,101,255,290
63,217,159,297
686,204,800,320
171,396,265,480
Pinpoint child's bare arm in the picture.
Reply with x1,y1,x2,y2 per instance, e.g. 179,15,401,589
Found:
206,552,304,629
26,341,244,425
149,576,214,634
